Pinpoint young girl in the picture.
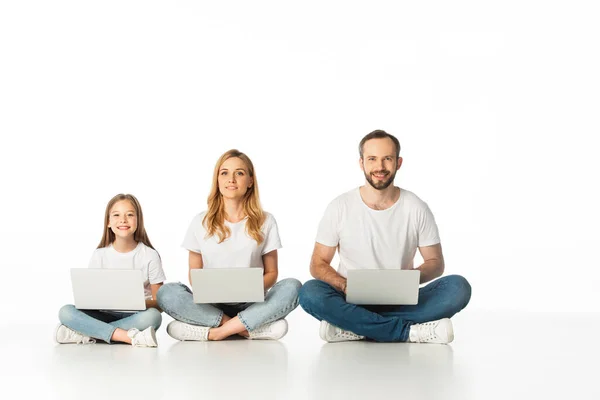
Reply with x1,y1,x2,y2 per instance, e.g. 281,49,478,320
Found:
157,149,302,341
56,194,166,347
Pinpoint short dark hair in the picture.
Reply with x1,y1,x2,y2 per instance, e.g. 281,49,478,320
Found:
359,130,401,158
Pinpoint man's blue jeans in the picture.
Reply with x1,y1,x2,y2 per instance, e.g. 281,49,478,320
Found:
299,274,471,342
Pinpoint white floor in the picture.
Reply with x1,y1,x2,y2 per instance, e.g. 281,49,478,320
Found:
3,310,599,400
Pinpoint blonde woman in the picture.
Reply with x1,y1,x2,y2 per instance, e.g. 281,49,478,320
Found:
157,149,301,341
56,194,165,347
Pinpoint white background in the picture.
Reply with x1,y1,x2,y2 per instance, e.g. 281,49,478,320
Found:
1,1,599,324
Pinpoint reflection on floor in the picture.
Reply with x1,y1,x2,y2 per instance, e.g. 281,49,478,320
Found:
3,310,599,400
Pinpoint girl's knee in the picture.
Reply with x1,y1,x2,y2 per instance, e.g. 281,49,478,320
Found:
58,304,77,324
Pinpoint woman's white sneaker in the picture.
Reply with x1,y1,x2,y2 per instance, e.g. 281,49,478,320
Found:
247,319,288,340
166,321,210,341
319,321,365,343
128,327,158,347
55,324,95,344
408,318,454,344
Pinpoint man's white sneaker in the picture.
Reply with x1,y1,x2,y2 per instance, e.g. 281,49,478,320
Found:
247,319,288,340
166,321,210,341
408,318,454,344
128,327,158,347
55,324,95,344
319,320,365,343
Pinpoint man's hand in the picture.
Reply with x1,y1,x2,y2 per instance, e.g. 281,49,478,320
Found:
310,242,347,292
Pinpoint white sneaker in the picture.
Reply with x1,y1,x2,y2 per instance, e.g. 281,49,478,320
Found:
55,324,95,345
319,320,365,343
166,321,210,341
128,327,158,347
247,319,288,340
408,318,454,344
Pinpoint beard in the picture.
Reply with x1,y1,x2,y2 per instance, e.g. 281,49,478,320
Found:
364,169,396,190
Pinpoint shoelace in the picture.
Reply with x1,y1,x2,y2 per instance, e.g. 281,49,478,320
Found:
334,327,362,341
76,335,96,345
415,321,439,343
182,324,208,340
63,327,94,345
251,323,273,336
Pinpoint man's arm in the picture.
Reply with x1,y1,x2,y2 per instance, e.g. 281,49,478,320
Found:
416,243,445,284
310,242,347,292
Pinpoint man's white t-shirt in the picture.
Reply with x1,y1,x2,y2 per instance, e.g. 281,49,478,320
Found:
182,212,282,268
88,242,166,300
316,187,440,278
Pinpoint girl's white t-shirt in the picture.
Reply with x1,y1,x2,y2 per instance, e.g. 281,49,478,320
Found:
316,187,441,278
182,212,282,269
88,242,166,299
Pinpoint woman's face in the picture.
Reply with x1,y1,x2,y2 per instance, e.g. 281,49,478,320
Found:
217,157,253,200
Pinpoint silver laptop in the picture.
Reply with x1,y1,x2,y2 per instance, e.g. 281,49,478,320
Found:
70,268,146,311
346,269,420,305
191,268,264,303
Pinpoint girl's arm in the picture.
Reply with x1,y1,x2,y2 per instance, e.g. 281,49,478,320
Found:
262,249,278,291
146,282,164,311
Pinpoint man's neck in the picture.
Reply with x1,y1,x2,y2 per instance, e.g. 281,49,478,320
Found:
359,185,400,210
223,199,246,222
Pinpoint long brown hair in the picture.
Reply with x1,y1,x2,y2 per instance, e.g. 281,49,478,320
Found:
97,194,156,250
203,149,266,244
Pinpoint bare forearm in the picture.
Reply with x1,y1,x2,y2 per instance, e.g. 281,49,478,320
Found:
311,262,347,292
263,272,277,291
145,299,162,312
416,260,444,284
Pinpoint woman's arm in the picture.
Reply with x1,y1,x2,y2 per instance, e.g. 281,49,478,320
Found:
188,251,204,286
262,249,278,291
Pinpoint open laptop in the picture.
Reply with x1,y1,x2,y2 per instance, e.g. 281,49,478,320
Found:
346,269,420,305
70,269,146,311
191,268,264,303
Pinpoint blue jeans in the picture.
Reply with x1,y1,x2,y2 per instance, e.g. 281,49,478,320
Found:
157,278,302,332
58,304,163,343
299,274,471,342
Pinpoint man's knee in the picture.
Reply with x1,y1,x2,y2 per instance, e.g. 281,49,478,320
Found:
446,274,472,309
298,279,328,311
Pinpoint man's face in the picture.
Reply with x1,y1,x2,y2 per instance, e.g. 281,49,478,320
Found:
360,138,402,190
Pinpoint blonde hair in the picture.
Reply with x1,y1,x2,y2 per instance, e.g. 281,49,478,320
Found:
203,149,265,244
97,194,156,250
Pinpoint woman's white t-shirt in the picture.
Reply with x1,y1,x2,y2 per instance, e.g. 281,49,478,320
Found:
88,242,166,299
182,212,282,268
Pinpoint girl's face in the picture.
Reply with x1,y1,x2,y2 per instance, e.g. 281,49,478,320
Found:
108,200,138,240
218,157,253,201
